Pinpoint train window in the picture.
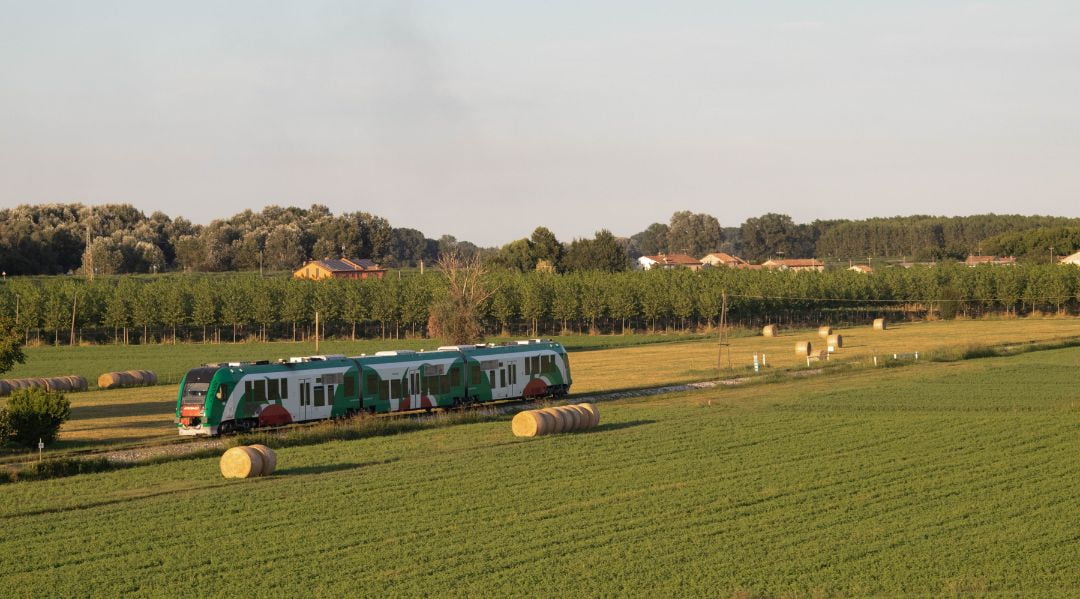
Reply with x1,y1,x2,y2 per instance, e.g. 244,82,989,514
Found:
391,379,402,399
488,371,495,388
403,378,410,396
367,374,379,395
314,386,325,407
509,364,517,385
500,369,506,388
244,380,253,399
450,367,460,387
280,379,288,399
253,379,266,402
327,385,335,405
216,385,227,401
421,375,429,395
524,358,531,375
471,363,481,384
344,374,356,397
532,356,541,374
441,374,450,394
268,379,279,401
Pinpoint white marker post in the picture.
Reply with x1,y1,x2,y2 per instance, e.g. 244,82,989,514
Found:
753,354,760,373
38,438,44,464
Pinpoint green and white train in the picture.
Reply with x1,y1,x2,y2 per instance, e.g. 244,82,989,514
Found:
176,340,572,436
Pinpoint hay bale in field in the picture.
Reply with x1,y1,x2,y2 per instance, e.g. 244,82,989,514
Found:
32,378,49,390
539,408,566,434
64,376,87,391
45,377,70,392
762,324,778,338
568,405,593,429
98,372,119,389
220,446,264,479
124,370,145,385
873,318,887,331
827,334,843,349
556,406,580,432
248,444,277,476
579,403,600,428
512,411,547,437
796,341,813,356
140,370,158,385
0,380,10,396
535,410,555,435
817,326,832,338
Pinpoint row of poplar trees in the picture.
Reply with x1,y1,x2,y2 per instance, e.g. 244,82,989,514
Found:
1,263,1079,345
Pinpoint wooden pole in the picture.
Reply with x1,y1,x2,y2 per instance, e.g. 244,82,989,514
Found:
315,310,320,354
69,292,78,346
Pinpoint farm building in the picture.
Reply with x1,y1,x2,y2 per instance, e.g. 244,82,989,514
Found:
965,255,1017,267
637,254,704,270
848,264,873,274
293,258,386,280
700,252,748,268
1060,251,1080,266
761,258,825,272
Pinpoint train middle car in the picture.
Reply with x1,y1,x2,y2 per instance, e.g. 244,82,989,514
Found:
176,340,571,436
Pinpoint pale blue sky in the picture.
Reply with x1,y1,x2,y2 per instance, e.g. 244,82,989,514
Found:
1,1,1078,245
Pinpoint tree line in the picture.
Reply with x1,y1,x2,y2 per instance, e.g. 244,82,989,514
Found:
5,203,1080,277
2,264,1078,345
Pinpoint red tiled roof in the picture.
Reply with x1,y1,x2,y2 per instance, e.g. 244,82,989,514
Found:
701,252,748,265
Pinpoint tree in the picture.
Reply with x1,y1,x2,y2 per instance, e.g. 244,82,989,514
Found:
191,280,220,342
1,388,71,448
427,252,496,344
491,238,535,272
0,316,26,376
530,227,563,271
667,211,722,258
630,223,670,256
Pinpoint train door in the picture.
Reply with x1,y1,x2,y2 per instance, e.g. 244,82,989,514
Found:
309,377,334,421
408,371,421,409
298,378,312,420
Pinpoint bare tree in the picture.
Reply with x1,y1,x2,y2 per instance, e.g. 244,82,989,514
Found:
427,252,496,344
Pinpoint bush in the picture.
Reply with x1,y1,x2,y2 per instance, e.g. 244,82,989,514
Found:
2,388,71,448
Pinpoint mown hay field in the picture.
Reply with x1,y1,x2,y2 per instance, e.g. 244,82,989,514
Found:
2,346,1079,596
13,318,1080,451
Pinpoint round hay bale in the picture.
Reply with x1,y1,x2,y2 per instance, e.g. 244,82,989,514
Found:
248,444,277,476
873,318,887,331
124,370,145,386
762,324,778,338
568,405,593,429
220,446,264,479
8,379,23,391
827,334,843,349
534,410,555,436
45,378,69,392
556,406,580,432
579,403,600,428
512,411,545,437
65,376,87,391
0,380,10,396
98,372,119,389
539,408,566,434
140,370,158,385
817,326,832,338
32,378,48,390
796,341,813,356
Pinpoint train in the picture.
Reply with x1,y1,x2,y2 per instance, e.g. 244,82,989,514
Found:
175,339,572,436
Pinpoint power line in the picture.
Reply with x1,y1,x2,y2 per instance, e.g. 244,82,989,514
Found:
727,293,1075,304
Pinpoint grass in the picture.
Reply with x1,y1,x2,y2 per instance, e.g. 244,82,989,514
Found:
4,331,716,386
2,345,1079,596
7,318,1080,455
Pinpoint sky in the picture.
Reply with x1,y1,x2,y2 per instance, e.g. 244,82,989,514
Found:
1,1,1078,246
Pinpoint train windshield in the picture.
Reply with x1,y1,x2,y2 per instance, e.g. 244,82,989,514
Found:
182,383,209,406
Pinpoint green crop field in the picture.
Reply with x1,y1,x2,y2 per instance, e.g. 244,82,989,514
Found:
2,345,1079,596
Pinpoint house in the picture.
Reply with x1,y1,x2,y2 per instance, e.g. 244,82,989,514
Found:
1060,251,1080,266
700,252,749,268
761,259,825,272
293,258,387,280
848,264,873,274
637,254,704,271
965,255,1016,267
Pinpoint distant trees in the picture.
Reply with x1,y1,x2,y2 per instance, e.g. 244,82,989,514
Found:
667,211,723,257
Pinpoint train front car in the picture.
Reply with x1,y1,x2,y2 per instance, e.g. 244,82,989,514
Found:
176,356,364,436
459,339,572,402
176,365,226,436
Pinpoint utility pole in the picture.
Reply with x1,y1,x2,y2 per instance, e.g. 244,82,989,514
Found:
85,205,94,281
69,292,78,346
314,310,320,354
717,289,729,378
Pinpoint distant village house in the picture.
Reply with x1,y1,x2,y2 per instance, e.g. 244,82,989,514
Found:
848,264,873,274
1059,251,1080,266
637,254,704,271
761,258,825,272
700,252,749,268
293,258,386,280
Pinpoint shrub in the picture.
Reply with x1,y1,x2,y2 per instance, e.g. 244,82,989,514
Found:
2,388,71,448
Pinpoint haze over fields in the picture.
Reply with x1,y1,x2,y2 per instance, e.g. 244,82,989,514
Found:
2,1,1079,245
